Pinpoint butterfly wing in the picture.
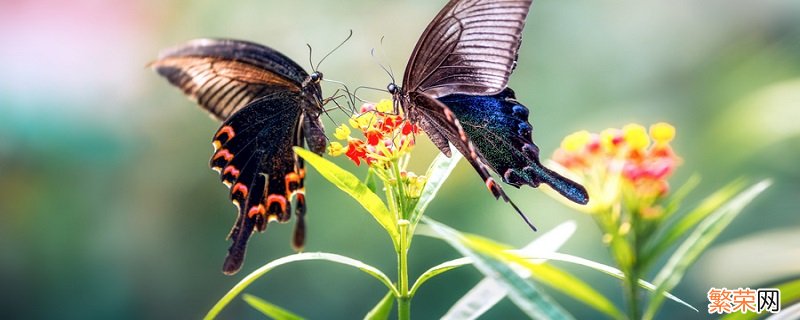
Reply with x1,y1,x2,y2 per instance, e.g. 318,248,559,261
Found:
407,92,540,229
150,39,309,120
403,0,532,98
210,92,311,275
438,89,588,204
152,39,324,275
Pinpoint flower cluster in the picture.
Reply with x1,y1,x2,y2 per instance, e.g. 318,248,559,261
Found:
328,100,419,167
552,123,681,216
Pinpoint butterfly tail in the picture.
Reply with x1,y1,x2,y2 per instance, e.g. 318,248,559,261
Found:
222,213,257,275
520,160,589,205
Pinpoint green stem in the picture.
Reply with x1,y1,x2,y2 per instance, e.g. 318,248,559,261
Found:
392,163,408,219
397,222,411,320
624,266,639,320
626,209,640,320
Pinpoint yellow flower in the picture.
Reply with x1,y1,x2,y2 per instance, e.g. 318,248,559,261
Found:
650,122,675,144
622,124,649,151
561,130,591,152
334,124,351,140
375,99,394,113
327,141,346,156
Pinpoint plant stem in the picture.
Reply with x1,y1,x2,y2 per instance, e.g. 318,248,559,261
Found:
397,222,411,320
393,163,408,219
624,266,639,320
626,210,640,320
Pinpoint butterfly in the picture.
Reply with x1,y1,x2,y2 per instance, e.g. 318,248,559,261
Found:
151,39,327,275
387,0,589,229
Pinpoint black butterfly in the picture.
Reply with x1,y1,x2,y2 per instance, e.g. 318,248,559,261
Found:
151,39,327,275
387,0,589,229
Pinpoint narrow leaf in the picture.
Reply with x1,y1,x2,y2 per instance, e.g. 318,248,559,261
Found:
660,175,701,221
242,294,304,320
642,179,746,266
294,147,398,243
409,151,462,228
644,180,772,320
543,252,697,312
364,290,395,320
205,252,397,320
424,217,574,320
441,221,577,320
365,168,378,193
464,234,625,319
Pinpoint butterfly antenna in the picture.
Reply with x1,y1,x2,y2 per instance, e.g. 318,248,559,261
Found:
306,44,317,72
352,85,390,104
370,47,396,85
317,29,353,71
379,36,397,83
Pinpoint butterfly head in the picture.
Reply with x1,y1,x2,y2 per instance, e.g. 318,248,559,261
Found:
387,82,400,95
309,71,323,83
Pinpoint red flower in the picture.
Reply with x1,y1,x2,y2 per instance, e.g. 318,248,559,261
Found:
346,140,367,166
365,129,382,146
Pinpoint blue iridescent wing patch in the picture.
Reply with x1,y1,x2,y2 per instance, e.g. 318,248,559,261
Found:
438,88,588,205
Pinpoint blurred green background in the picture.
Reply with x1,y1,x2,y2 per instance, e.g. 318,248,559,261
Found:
1,0,799,319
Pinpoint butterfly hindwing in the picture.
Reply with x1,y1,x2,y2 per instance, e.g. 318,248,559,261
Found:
438,88,588,204
408,92,539,229
210,92,309,275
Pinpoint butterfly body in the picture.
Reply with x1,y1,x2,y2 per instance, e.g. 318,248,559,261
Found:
152,39,325,274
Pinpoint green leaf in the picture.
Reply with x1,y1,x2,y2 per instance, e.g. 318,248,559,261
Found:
439,221,577,319
660,174,701,221
642,178,747,267
410,257,471,297
242,294,304,320
409,151,462,230
463,234,625,320
424,217,574,320
364,290,395,320
205,252,397,320
365,168,378,193
294,147,398,244
537,252,697,312
643,180,772,320
720,278,800,320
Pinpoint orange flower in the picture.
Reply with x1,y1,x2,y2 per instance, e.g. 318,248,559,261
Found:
551,123,681,215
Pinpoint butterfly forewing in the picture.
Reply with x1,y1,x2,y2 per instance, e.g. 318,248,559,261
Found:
151,39,309,120
403,0,532,98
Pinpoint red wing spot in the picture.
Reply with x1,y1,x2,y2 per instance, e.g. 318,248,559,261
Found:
215,125,236,142
266,194,288,214
285,172,301,193
247,204,266,218
232,183,248,198
486,177,497,192
485,177,503,198
213,149,234,162
223,165,240,178
444,109,454,121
